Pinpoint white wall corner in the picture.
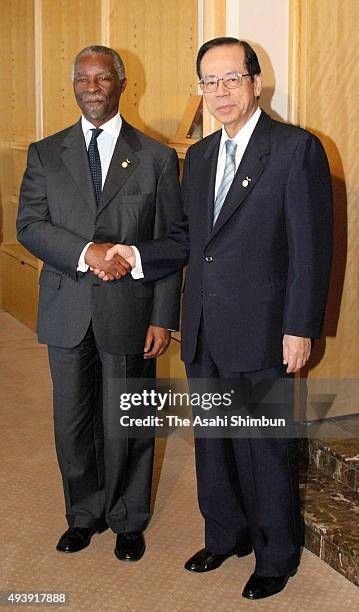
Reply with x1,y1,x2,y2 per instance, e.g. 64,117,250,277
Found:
226,0,290,121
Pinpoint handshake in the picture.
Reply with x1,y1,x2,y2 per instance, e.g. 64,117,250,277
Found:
85,242,136,281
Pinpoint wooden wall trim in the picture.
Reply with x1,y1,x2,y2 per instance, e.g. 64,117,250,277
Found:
288,0,300,125
34,0,43,140
101,0,110,46
202,0,226,136
288,0,310,128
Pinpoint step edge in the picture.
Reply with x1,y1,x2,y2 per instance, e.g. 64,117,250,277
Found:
304,524,359,587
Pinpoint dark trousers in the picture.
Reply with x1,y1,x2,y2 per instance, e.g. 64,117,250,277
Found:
48,324,155,534
185,323,301,577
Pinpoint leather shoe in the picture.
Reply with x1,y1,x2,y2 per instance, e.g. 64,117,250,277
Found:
114,532,145,561
242,569,297,599
184,546,252,573
56,523,107,553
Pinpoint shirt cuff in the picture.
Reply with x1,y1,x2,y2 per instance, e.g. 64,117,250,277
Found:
130,245,144,279
77,242,94,272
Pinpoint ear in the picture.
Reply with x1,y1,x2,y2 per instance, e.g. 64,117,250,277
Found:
253,74,262,97
120,78,127,94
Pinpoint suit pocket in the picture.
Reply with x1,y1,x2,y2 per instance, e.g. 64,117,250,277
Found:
39,269,62,289
257,281,286,302
120,193,155,205
131,280,154,299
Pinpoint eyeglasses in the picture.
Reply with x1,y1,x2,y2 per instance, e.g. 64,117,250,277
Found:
199,72,251,93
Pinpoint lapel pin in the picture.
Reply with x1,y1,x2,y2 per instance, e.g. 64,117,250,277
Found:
121,158,131,169
242,176,252,188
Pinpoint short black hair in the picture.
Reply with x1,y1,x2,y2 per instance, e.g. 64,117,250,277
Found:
196,37,261,80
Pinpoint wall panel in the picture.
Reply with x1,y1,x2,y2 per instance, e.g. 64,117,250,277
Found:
227,0,289,121
10,0,36,142
41,0,102,135
109,0,198,142
289,0,359,415
202,0,226,136
0,0,36,319
0,0,13,265
1,251,38,329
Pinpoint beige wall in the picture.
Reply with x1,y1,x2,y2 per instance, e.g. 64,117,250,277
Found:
289,0,359,405
228,0,289,120
0,1,38,327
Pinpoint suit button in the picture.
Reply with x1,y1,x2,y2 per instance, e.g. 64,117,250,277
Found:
205,256,213,262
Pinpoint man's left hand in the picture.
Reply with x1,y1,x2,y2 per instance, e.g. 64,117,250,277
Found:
283,334,311,373
144,326,171,359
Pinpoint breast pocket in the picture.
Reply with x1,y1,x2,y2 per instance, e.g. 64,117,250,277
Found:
120,194,155,205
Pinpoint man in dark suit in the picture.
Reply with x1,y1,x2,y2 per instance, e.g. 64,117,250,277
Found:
94,38,332,598
16,45,182,561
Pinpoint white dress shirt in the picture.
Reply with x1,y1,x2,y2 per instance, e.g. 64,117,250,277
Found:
214,107,261,198
131,107,262,279
77,113,123,271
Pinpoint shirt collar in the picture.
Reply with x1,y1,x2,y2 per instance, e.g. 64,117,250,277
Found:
219,107,262,154
81,112,122,138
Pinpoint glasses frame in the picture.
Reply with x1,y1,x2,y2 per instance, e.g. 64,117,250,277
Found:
198,72,251,93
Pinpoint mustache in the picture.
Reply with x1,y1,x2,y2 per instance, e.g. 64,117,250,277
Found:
81,95,107,103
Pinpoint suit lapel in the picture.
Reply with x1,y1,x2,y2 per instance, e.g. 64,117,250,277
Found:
200,131,222,242
206,110,271,246
60,121,97,214
98,119,140,214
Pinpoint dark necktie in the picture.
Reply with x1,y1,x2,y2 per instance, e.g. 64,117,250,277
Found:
88,128,103,205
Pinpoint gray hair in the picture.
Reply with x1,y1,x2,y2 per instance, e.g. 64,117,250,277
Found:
72,45,126,81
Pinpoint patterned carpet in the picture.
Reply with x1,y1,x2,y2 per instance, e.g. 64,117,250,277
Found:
0,312,358,611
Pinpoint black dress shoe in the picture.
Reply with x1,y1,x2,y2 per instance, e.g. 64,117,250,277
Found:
114,532,145,561
184,546,252,573
56,524,107,553
242,569,297,599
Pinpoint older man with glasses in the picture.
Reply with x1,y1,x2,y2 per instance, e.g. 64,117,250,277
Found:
93,38,333,600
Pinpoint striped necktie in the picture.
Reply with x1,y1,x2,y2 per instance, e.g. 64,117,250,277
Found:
88,128,103,205
213,139,237,225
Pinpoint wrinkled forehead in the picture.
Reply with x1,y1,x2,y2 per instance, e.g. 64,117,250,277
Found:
74,53,116,75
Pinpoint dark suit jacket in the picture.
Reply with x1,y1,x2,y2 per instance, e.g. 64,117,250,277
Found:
17,119,182,353
138,110,333,371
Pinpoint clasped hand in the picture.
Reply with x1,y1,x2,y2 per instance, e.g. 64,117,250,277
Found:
87,243,170,358
87,243,135,281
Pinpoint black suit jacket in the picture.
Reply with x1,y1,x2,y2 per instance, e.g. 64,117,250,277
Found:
17,119,182,353
138,110,333,371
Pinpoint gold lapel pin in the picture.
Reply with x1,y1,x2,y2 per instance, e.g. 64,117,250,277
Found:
121,158,131,169
242,176,252,188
